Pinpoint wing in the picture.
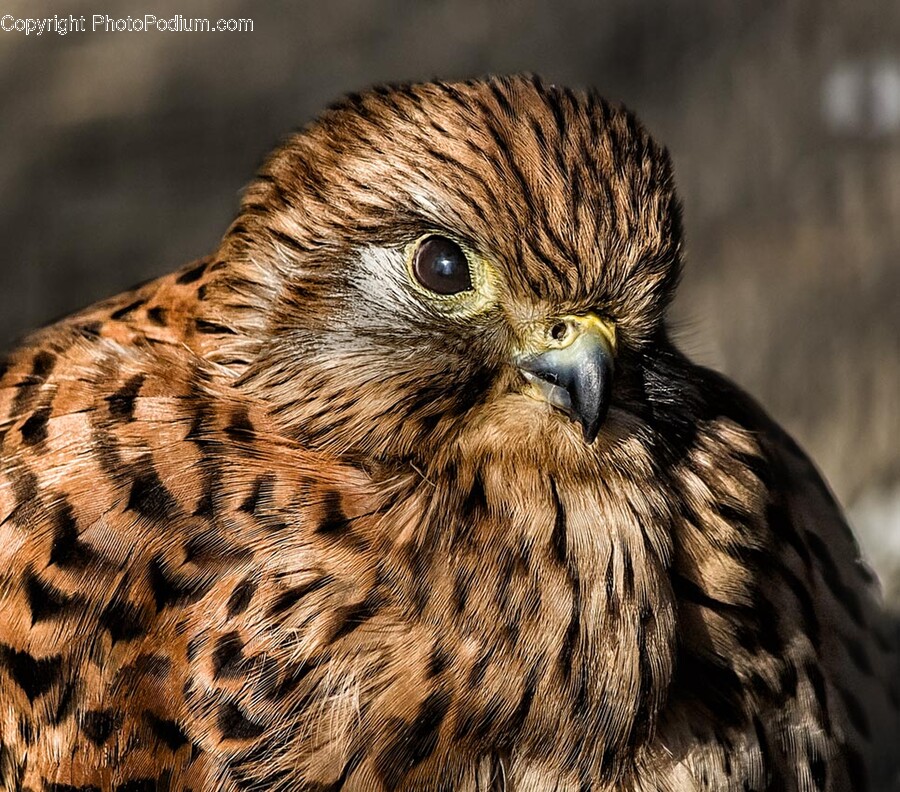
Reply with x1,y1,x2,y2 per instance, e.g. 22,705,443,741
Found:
0,264,390,790
752,378,900,789
654,363,900,791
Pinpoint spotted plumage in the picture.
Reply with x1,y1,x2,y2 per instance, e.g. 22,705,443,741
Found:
0,75,897,791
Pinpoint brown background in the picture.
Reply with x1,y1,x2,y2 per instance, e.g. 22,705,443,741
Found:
1,0,898,597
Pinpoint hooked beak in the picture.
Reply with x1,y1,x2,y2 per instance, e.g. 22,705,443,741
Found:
516,314,616,444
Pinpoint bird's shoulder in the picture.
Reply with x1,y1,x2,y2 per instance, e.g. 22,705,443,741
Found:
0,261,389,786
663,362,900,786
691,362,876,592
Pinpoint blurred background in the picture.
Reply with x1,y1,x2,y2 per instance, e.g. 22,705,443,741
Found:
1,0,898,598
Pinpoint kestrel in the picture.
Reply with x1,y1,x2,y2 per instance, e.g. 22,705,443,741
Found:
0,75,897,791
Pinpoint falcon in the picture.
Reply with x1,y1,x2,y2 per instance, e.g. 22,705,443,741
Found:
0,75,897,791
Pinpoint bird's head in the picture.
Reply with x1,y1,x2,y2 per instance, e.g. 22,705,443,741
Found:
221,75,684,472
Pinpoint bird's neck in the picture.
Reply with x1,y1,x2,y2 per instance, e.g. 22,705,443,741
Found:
370,397,773,777
376,431,680,772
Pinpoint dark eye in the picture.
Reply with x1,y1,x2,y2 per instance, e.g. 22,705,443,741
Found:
412,235,472,295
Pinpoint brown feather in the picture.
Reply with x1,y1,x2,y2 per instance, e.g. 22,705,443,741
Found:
0,75,896,792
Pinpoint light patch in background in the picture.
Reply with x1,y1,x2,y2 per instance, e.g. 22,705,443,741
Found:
823,58,900,135
872,59,900,134
823,62,866,133
851,487,900,603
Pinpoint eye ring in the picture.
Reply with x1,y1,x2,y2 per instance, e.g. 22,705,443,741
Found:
410,235,473,295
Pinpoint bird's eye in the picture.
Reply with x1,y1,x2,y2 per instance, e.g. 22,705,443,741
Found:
412,236,473,295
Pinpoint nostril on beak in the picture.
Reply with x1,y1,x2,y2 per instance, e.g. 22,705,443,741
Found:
549,321,569,342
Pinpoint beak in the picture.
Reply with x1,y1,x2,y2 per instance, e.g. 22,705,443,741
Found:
516,314,616,444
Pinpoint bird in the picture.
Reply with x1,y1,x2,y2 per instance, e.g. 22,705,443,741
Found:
0,74,897,792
